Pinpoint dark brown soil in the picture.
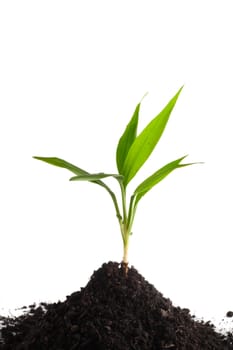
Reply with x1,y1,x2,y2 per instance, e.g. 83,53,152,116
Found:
0,261,232,349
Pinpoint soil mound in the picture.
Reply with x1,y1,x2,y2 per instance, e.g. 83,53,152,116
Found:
0,262,232,349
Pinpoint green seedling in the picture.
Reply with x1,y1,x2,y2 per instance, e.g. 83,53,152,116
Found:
34,87,198,268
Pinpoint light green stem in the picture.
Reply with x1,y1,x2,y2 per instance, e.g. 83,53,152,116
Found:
123,235,129,264
127,195,136,234
103,179,138,265
102,184,122,221
119,182,127,227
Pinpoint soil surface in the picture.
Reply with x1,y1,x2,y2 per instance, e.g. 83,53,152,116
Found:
0,261,232,349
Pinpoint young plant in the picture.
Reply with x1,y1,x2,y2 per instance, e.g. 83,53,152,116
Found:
34,87,197,268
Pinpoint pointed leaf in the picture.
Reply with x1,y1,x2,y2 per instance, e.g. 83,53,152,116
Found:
33,156,106,188
122,87,183,186
33,156,123,219
33,157,89,176
134,155,194,205
116,103,140,174
70,173,124,182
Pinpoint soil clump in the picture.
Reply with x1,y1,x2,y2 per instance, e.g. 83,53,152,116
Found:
0,261,232,349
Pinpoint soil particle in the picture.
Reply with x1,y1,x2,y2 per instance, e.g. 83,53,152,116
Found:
0,261,232,349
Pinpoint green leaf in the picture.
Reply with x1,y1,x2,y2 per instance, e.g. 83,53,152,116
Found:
134,155,194,205
33,157,89,176
33,156,106,187
121,87,183,186
116,103,140,174
33,156,123,221
70,173,124,182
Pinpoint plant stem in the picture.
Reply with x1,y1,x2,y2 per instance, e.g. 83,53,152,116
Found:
127,194,137,234
103,185,122,221
102,179,136,268
119,182,127,227
123,237,129,264
118,181,130,263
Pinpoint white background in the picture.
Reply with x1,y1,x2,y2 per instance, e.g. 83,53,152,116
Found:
0,1,232,327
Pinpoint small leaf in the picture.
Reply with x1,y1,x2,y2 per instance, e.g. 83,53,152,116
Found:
33,156,106,188
134,155,195,205
33,156,123,219
70,173,124,182
33,157,88,176
116,103,140,174
121,87,183,186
